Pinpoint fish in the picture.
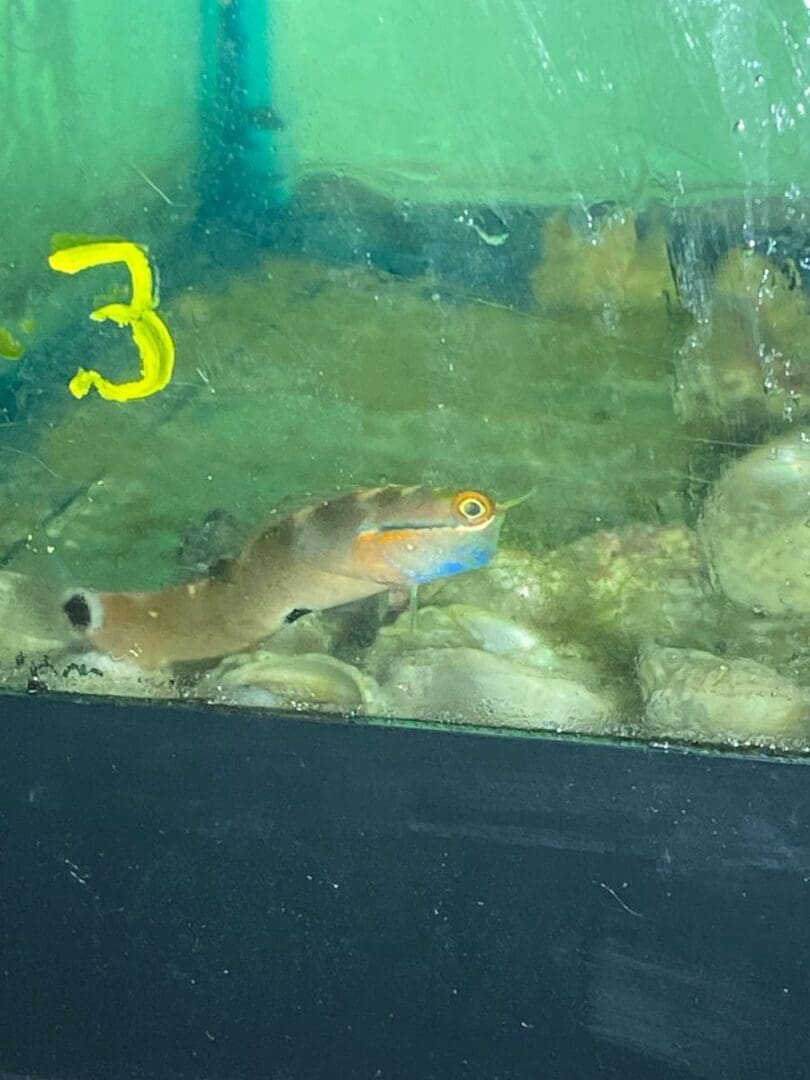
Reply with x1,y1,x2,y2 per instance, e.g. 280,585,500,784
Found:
176,508,243,574
62,485,518,668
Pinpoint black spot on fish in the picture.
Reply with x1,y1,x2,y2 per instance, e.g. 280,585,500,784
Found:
284,608,312,624
64,593,91,629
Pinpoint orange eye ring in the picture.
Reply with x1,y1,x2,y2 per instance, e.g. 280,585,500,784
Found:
451,489,495,526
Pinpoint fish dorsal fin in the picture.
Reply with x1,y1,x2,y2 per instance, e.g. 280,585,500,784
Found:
263,485,371,521
257,485,416,541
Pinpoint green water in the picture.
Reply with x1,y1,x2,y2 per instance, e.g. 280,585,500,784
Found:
0,198,806,753
2,1,810,752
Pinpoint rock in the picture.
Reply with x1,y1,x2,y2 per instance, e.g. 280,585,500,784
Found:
638,644,810,747
51,650,178,699
367,603,606,690
377,646,617,732
0,647,178,700
560,524,714,649
531,210,675,312
420,547,559,627
700,432,810,615
197,651,382,713
673,250,810,428
425,526,715,661
713,249,807,340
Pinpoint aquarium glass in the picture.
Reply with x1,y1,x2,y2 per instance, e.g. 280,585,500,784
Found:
2,0,810,752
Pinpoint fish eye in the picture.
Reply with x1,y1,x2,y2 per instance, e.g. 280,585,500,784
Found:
452,490,495,525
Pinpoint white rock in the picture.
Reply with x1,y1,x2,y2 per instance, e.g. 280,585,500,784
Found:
378,646,616,732
701,433,810,615
638,644,810,745
197,650,382,713
425,529,714,655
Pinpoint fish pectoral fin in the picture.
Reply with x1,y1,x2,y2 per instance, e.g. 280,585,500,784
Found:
283,607,312,624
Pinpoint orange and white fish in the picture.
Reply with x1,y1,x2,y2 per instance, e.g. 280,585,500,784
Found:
62,485,520,667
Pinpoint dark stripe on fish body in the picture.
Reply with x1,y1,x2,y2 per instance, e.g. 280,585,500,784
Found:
366,485,408,512
230,486,420,573
309,490,368,537
263,513,297,549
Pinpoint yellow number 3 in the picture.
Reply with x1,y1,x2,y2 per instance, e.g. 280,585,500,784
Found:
48,240,175,402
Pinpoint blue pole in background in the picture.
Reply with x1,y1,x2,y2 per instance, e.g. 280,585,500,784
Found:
196,0,285,230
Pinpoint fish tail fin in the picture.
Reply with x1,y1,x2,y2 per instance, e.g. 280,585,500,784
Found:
0,569,78,660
